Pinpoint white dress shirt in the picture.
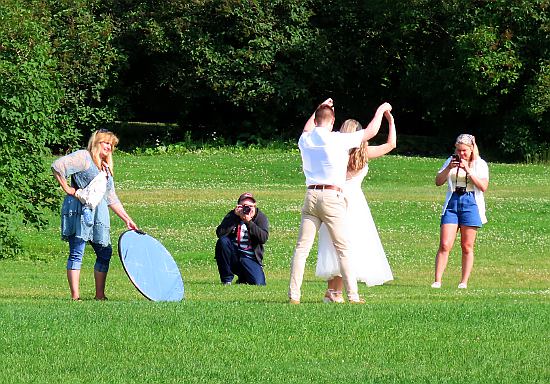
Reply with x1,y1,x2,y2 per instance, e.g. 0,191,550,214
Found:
298,127,363,188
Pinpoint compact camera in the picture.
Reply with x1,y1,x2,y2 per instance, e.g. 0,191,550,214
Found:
454,186,467,195
451,154,460,162
242,205,252,215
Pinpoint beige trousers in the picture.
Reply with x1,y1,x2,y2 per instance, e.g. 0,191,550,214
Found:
288,189,358,301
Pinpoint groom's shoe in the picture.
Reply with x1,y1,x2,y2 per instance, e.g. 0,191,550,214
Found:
348,294,366,304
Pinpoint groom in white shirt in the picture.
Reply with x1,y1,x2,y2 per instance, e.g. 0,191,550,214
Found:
288,98,392,304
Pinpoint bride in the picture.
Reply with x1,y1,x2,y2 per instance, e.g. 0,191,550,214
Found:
316,111,396,303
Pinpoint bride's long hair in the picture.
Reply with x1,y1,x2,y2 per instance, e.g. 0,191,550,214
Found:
340,119,368,175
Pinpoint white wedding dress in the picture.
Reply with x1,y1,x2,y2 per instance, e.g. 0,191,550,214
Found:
316,165,393,286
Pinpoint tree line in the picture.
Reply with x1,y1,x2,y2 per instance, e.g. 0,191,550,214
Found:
1,0,549,256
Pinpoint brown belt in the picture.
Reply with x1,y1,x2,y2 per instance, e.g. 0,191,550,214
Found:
307,184,343,193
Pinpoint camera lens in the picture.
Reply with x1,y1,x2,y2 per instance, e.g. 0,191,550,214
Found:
242,206,251,215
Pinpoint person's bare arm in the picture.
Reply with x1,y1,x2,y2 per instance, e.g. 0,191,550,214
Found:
462,161,489,192
109,202,138,230
435,160,456,186
367,111,396,159
52,170,76,196
362,102,392,142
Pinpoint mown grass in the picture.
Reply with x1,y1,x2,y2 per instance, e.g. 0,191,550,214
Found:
1,149,549,383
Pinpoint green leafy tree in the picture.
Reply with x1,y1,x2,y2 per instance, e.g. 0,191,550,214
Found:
102,0,549,159
310,0,550,159
103,0,317,140
0,0,120,257
363,0,549,159
0,1,61,257
47,0,121,150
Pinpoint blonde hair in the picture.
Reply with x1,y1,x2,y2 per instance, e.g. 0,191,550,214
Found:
455,133,479,161
87,130,119,174
340,119,368,173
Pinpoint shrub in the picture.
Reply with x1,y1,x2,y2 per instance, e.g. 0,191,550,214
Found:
0,1,62,257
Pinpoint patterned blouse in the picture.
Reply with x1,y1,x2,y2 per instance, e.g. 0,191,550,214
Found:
52,150,120,246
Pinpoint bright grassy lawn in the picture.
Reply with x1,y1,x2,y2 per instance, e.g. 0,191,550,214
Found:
1,148,549,383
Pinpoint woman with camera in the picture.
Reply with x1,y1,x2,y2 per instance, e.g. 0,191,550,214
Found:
431,134,489,289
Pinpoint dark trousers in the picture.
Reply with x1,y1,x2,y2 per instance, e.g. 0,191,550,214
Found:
215,236,266,285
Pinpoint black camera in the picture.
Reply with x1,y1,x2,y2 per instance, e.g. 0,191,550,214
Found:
242,205,252,215
451,154,460,162
455,186,467,195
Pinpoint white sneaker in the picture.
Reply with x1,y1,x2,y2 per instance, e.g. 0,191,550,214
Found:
458,283,467,289
431,282,441,288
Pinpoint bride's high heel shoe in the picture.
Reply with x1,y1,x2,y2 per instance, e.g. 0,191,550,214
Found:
323,289,344,303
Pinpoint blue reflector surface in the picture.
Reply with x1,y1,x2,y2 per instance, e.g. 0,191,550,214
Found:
118,230,184,301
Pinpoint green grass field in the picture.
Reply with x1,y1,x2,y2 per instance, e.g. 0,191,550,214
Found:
1,148,549,383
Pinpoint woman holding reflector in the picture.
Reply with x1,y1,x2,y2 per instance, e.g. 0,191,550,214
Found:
52,129,137,301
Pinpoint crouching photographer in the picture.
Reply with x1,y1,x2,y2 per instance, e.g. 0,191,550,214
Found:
215,193,269,285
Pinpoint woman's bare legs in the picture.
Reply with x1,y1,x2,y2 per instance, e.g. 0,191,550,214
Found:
458,226,477,287
433,224,459,285
327,277,343,291
67,269,81,300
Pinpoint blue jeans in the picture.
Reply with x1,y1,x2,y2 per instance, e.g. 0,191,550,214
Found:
215,236,266,285
67,235,112,272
